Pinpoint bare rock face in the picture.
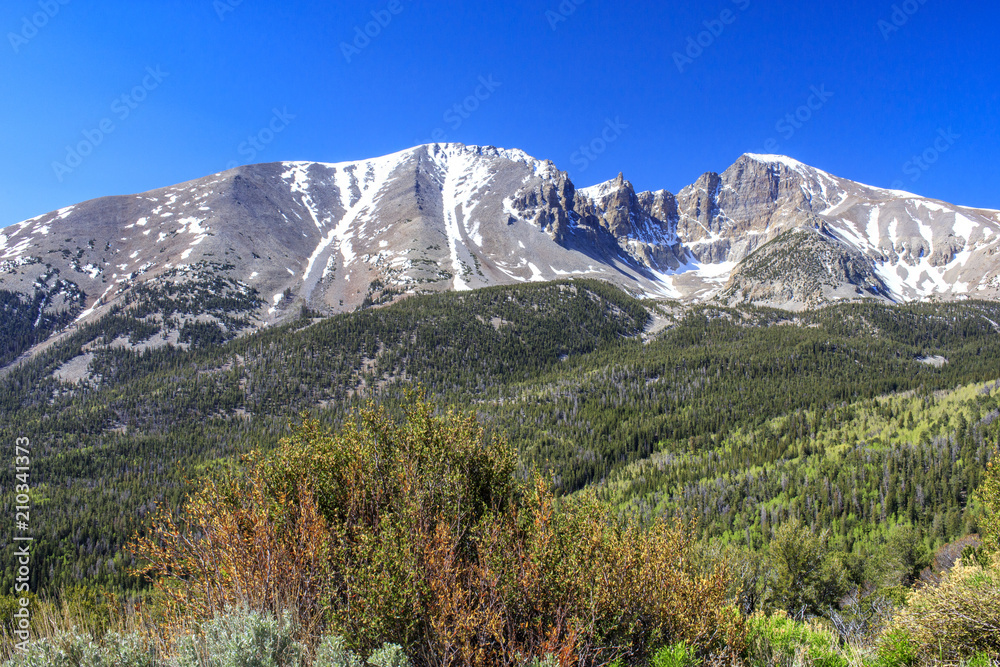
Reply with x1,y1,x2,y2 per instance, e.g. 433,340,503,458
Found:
3,143,1000,363
719,227,889,311
576,174,686,273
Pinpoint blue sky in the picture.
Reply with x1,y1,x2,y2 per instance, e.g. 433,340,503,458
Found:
2,0,998,225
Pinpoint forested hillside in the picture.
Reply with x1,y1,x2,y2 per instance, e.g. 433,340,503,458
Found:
1,280,999,600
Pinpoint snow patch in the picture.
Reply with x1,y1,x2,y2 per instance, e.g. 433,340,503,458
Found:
866,207,880,247
819,191,849,216
743,153,810,175
952,213,978,241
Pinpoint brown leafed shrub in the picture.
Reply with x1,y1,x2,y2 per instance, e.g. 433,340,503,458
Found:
129,397,745,666
128,462,332,641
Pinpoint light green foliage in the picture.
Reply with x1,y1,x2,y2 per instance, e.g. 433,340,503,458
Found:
872,629,918,666
170,607,303,667
650,642,701,667
364,644,411,667
2,631,156,667
883,558,1000,663
603,377,1000,558
313,635,363,667
978,450,1000,555
745,613,848,667
875,450,1000,663
4,287,1000,597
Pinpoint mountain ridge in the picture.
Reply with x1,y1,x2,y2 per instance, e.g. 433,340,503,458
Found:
2,142,999,366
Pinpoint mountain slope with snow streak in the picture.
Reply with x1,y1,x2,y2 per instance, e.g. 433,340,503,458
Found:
2,143,999,365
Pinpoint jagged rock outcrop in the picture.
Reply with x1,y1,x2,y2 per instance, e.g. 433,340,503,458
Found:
3,143,1000,362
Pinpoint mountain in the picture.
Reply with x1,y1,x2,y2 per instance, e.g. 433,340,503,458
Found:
3,143,999,366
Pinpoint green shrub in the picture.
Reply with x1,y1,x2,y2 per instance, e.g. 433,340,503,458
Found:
745,613,848,667
170,607,302,667
885,557,1000,661
313,635,362,667
766,520,848,619
521,655,559,667
963,653,996,667
651,642,701,667
2,630,156,667
978,451,1000,555
134,398,745,666
365,643,411,667
2,631,101,667
872,629,918,667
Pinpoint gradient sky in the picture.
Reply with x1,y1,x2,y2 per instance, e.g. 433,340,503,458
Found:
2,0,998,225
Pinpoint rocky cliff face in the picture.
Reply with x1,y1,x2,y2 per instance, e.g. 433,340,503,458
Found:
2,143,999,364
719,226,890,309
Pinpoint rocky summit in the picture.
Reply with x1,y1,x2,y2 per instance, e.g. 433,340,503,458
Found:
2,143,999,365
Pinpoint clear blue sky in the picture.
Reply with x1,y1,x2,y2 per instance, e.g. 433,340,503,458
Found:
2,0,998,225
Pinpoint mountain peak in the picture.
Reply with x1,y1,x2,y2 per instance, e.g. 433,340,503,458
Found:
740,153,812,172
3,142,1000,368
579,172,634,201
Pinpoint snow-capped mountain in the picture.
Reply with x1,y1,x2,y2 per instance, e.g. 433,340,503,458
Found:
2,143,999,364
